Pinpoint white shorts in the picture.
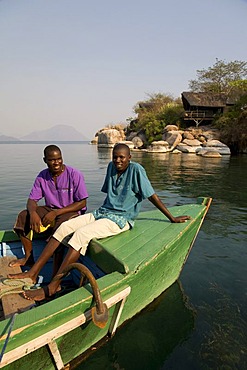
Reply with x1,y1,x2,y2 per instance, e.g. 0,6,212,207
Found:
53,213,130,255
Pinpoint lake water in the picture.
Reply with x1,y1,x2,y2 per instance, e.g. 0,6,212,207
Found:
0,142,246,369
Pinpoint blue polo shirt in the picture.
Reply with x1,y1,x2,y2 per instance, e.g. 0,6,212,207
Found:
92,161,155,228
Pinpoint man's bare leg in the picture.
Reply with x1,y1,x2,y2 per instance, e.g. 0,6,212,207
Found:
8,235,34,267
52,245,65,278
23,247,81,301
8,237,61,282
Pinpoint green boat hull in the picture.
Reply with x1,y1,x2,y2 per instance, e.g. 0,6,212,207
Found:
0,197,211,369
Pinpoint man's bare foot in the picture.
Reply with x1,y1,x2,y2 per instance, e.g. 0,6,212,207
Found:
22,285,60,301
8,255,35,268
8,257,28,268
8,271,36,284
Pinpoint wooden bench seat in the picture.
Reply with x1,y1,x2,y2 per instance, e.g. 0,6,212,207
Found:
88,205,203,275
88,210,172,275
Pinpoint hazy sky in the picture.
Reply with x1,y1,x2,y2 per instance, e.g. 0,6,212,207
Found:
1,0,247,140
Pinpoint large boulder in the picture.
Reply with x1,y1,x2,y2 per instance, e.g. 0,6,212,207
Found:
163,125,179,132
203,139,228,148
132,136,144,148
182,138,202,146
136,131,147,144
201,139,231,155
182,131,194,140
176,143,202,153
162,130,182,149
90,136,98,145
126,130,147,146
197,150,222,158
126,131,137,141
146,140,170,153
176,137,202,153
97,129,125,147
195,147,231,155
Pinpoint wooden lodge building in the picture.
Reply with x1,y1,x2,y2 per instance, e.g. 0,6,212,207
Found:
181,91,234,127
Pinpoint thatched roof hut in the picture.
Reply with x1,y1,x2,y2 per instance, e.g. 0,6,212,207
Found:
181,92,233,109
181,92,234,126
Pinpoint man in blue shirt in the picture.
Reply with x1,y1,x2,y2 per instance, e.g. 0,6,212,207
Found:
9,143,190,301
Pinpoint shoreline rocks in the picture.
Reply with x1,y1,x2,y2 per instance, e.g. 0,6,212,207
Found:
92,125,231,156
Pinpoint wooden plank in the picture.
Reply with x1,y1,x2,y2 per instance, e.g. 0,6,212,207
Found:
47,340,65,370
0,256,35,318
108,295,128,337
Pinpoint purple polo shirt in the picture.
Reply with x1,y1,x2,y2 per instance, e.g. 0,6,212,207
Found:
29,165,88,212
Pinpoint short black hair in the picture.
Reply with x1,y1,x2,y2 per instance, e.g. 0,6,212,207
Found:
113,143,130,155
44,145,61,158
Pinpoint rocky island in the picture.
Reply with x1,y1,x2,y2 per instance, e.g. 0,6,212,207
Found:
91,124,231,158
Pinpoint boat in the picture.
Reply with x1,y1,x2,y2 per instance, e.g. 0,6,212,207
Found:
0,197,211,370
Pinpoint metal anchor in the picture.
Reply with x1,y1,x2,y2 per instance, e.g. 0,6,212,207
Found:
57,262,109,329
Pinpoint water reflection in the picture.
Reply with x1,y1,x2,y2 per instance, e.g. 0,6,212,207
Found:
131,151,244,206
74,281,195,370
97,146,113,162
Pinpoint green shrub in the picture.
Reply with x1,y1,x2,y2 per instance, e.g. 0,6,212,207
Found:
214,94,247,153
127,93,183,144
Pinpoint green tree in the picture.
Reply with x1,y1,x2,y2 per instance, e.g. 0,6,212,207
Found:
214,93,247,153
189,59,247,97
127,93,183,144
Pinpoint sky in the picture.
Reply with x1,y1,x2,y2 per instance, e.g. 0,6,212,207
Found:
1,0,247,140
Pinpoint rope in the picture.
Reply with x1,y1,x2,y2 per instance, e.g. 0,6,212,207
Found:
0,278,34,299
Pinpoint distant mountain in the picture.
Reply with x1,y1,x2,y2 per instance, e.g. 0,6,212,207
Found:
20,124,89,141
0,134,20,142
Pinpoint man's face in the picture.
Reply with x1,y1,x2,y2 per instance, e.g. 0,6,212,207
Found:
44,150,63,176
112,147,131,174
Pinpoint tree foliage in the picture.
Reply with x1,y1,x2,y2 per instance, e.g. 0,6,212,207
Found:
189,59,247,98
214,93,247,153
126,93,184,144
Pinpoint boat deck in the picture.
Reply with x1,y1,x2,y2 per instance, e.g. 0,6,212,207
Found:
88,201,207,275
0,257,35,319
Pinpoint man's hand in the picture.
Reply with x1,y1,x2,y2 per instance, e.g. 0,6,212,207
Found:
42,210,57,227
148,194,191,224
30,211,42,233
171,215,191,223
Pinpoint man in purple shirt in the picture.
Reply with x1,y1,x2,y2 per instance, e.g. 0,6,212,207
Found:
9,144,88,270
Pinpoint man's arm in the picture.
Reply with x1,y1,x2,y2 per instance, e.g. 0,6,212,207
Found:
52,199,87,216
27,198,42,232
42,199,87,226
148,194,190,223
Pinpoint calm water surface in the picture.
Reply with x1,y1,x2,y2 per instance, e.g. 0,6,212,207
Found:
0,143,246,369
